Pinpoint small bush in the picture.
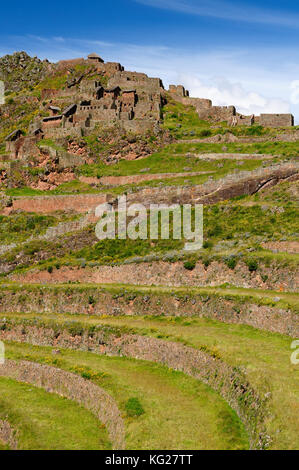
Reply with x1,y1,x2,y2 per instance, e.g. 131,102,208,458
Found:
246,259,258,272
88,295,96,306
184,260,196,271
202,257,211,268
47,266,53,274
225,257,237,270
125,397,145,417
199,129,212,137
203,240,213,249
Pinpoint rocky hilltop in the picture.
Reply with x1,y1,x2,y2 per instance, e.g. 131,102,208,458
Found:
0,50,298,452
0,51,297,193
0,51,52,92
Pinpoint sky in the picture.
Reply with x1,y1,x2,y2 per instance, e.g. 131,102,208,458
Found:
1,0,299,121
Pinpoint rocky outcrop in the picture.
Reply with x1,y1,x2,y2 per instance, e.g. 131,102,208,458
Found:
0,52,52,93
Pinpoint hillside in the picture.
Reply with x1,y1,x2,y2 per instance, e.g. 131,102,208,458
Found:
0,51,298,451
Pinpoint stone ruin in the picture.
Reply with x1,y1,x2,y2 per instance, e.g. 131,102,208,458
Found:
4,53,295,160
168,84,294,127
37,70,163,141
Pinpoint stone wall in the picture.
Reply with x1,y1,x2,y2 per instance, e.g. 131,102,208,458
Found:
0,285,297,336
198,105,236,121
169,85,189,97
3,193,109,214
167,86,294,127
14,258,297,292
0,420,18,450
2,162,298,214
259,114,294,127
42,127,83,139
0,360,125,450
0,324,268,449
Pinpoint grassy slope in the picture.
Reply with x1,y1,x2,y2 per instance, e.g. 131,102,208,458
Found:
161,95,299,140
1,283,298,312
0,212,79,245
0,74,298,451
1,183,298,274
5,342,248,450
4,312,297,450
0,376,111,450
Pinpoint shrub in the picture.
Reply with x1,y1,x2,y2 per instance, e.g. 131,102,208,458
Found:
88,295,96,306
125,398,145,417
203,240,213,249
207,225,222,237
225,256,237,270
199,129,212,137
47,266,53,274
246,259,258,272
202,257,211,268
184,260,196,271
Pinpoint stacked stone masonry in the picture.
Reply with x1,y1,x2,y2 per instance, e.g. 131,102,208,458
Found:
4,53,295,159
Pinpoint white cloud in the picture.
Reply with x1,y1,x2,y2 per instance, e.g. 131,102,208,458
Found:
1,34,296,120
179,75,290,116
134,0,299,28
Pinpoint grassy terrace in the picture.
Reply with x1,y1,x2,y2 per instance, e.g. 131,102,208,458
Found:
0,376,111,450
78,143,273,178
1,193,298,275
0,212,79,245
4,156,265,197
3,137,297,197
1,283,298,313
4,342,248,450
2,311,298,450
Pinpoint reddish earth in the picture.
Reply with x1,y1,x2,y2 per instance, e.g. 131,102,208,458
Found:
12,259,299,292
261,241,299,254
79,170,213,187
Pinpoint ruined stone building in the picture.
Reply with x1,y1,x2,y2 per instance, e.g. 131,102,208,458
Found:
4,53,295,160
33,62,164,142
168,83,294,127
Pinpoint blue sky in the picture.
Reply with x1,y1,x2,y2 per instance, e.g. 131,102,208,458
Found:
1,0,299,120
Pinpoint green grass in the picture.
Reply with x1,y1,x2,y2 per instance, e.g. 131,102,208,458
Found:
4,311,297,450
5,341,249,450
4,139,292,196
78,145,267,178
162,96,212,138
0,376,111,450
157,140,299,158
161,96,299,140
1,282,298,314
0,213,78,245
2,198,296,273
96,315,298,450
